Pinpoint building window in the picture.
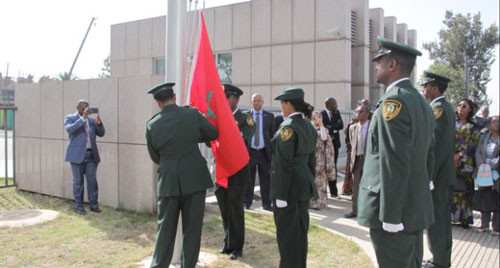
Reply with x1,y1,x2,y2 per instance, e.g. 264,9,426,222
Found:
155,58,165,75
384,27,388,38
369,19,374,50
214,52,232,84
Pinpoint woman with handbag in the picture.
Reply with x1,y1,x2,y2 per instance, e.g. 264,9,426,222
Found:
473,115,499,235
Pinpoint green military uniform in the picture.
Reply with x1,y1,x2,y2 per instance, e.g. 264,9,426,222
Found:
271,88,318,268
215,84,255,256
422,71,456,268
357,37,436,268
146,83,218,268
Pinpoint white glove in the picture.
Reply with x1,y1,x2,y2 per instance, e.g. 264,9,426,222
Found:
382,222,404,233
429,181,435,191
276,199,288,208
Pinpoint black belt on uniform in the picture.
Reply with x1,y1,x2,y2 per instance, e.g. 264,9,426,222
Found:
250,148,264,152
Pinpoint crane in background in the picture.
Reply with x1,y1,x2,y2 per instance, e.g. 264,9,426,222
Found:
68,17,96,79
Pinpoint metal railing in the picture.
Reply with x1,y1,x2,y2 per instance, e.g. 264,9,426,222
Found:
0,105,16,188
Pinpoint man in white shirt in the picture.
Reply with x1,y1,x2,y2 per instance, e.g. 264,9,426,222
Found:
345,104,370,218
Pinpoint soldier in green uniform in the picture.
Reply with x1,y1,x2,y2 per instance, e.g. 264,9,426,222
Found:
145,82,218,268
215,84,255,260
421,71,456,268
271,87,318,268
357,36,436,268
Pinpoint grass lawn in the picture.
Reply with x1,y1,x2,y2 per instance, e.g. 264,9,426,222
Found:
0,177,14,187
0,188,373,268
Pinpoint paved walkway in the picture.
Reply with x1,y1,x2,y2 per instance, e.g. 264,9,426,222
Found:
213,174,500,268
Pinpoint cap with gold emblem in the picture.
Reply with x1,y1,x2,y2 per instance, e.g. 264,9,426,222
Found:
372,36,422,62
421,70,451,90
274,87,305,101
223,84,244,98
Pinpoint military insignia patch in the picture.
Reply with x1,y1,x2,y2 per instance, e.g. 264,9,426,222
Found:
280,127,293,141
433,107,443,119
247,116,255,126
382,99,402,121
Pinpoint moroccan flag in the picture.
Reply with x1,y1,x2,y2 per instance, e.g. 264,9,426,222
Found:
189,12,249,188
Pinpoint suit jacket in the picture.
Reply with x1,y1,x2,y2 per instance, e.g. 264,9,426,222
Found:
430,97,456,188
349,121,369,172
248,109,275,161
64,113,105,164
146,104,218,197
357,79,436,232
321,109,344,149
475,131,499,171
271,113,318,202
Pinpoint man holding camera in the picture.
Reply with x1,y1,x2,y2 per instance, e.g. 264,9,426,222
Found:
64,100,105,214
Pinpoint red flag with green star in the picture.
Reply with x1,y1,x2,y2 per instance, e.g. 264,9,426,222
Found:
189,11,249,188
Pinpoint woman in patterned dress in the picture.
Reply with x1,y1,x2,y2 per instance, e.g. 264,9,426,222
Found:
451,99,480,228
309,111,336,210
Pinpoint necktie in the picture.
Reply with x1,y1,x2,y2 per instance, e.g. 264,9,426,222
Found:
85,121,91,148
255,112,261,147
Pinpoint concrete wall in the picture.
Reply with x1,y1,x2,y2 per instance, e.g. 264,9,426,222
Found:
351,0,369,109
15,76,161,212
408,29,418,84
369,8,384,106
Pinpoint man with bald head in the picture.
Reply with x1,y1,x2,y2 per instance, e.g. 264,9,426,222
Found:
245,93,275,210
65,100,105,214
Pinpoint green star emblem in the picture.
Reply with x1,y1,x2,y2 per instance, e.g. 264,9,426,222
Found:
206,91,216,118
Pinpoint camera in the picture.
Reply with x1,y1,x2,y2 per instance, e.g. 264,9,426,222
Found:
89,108,99,114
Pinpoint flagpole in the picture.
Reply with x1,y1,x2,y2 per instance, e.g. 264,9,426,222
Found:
166,0,187,264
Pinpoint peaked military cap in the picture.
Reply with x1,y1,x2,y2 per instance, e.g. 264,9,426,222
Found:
274,87,305,101
223,84,244,97
372,36,422,62
421,70,451,87
147,82,175,99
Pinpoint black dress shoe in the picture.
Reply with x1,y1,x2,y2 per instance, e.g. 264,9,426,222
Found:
218,246,232,255
344,212,357,218
263,205,272,211
229,249,242,260
75,209,86,215
90,207,102,213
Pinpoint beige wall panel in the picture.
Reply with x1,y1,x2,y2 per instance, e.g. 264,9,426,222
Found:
15,83,40,137
315,83,351,110
125,60,139,77
384,16,397,40
252,0,271,46
138,19,153,59
15,137,41,193
232,48,251,85
117,76,155,144
293,42,315,84
152,16,166,58
271,45,292,84
315,40,351,82
40,81,63,139
251,85,272,108
138,58,153,76
111,23,126,62
125,21,139,60
271,84,291,108
397,23,408,44
293,0,315,42
316,0,350,41
214,5,233,52
251,47,271,85
232,2,252,49
238,86,251,107
118,144,155,212
40,139,64,198
272,0,292,44
96,142,119,208
111,61,126,78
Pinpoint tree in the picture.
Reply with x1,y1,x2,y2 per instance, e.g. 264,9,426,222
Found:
423,10,499,107
98,55,111,78
57,72,78,81
16,74,34,84
38,75,56,82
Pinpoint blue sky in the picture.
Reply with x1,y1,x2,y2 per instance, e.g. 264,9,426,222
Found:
0,0,498,112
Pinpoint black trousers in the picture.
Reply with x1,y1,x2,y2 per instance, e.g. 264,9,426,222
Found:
273,200,309,268
151,191,206,268
427,185,452,268
370,228,423,268
215,184,246,251
328,145,339,196
245,149,271,208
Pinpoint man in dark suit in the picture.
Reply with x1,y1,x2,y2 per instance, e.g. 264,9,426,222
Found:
245,93,275,211
146,83,218,268
321,97,343,198
421,71,456,268
357,36,435,268
216,84,255,260
64,100,105,214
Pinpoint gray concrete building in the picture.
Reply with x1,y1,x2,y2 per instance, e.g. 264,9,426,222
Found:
15,0,417,212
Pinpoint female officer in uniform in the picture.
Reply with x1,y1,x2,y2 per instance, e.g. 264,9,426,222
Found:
271,87,318,268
